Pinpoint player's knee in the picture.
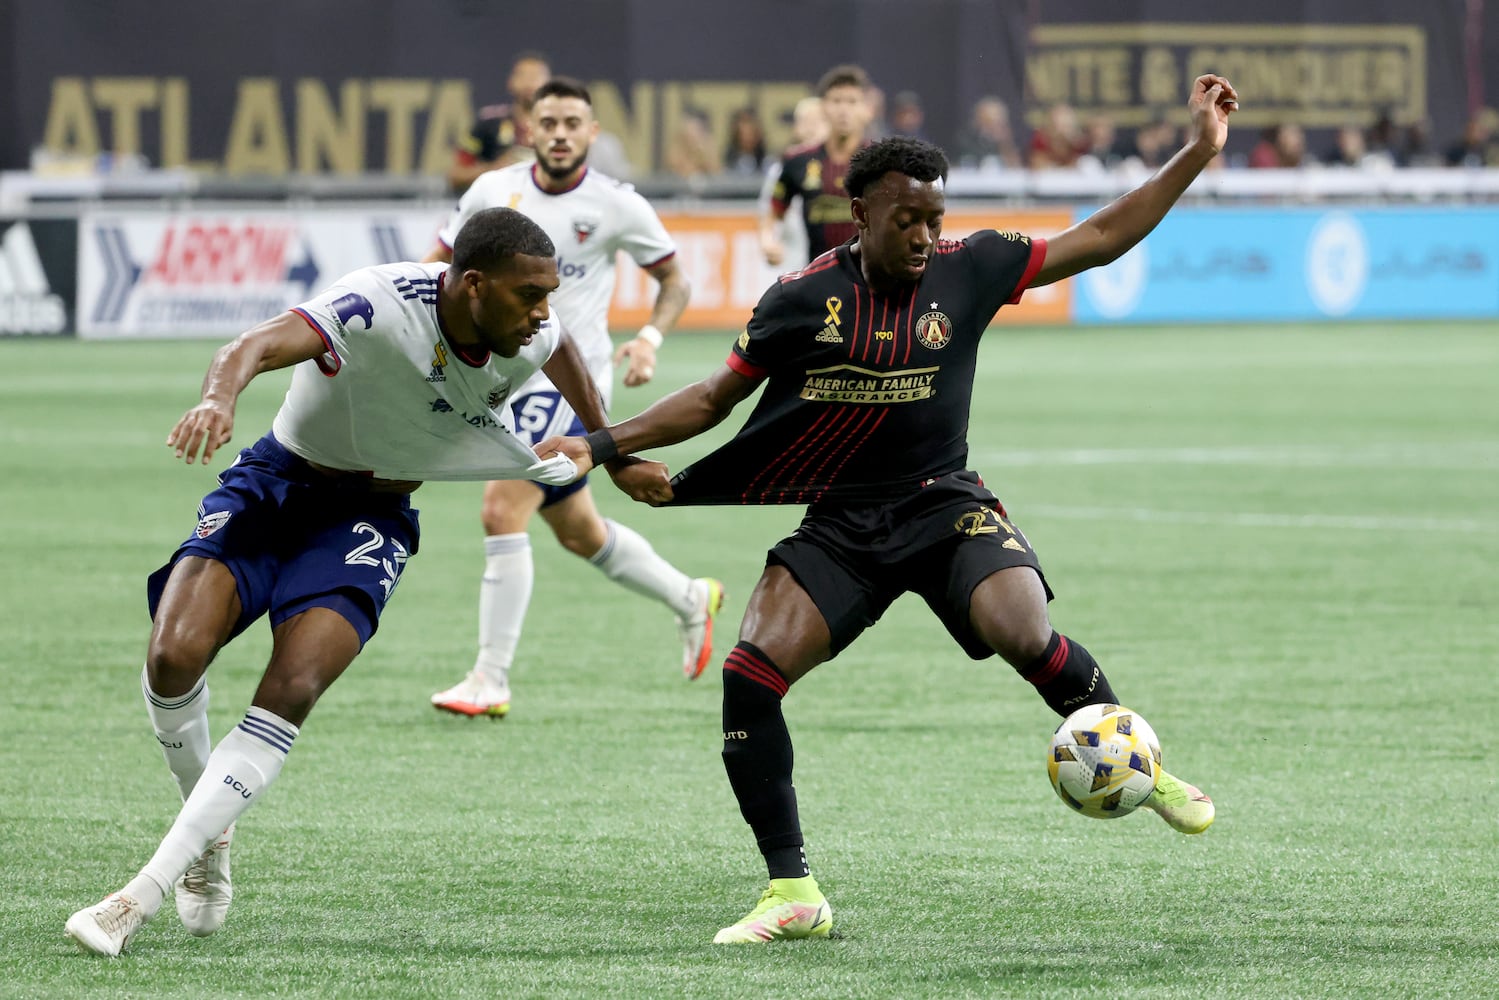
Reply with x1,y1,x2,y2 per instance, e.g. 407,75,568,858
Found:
978,619,1052,669
557,530,598,559
254,671,327,724
145,632,216,693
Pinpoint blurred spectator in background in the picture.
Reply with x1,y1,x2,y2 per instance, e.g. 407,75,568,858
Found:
889,91,929,140
1076,113,1119,171
1249,124,1305,168
664,109,719,180
760,64,873,267
1114,116,1176,171
954,95,1021,170
723,107,768,176
1322,125,1369,168
790,96,829,147
1445,107,1499,167
1401,119,1440,168
1365,111,1403,166
1027,103,1088,169
447,51,551,194
864,84,891,141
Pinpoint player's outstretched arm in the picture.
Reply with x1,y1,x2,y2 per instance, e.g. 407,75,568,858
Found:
537,364,760,480
1032,75,1238,287
543,332,611,433
166,311,326,466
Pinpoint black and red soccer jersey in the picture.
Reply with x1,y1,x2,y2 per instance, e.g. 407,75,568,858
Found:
768,142,867,259
667,230,1047,506
456,103,531,166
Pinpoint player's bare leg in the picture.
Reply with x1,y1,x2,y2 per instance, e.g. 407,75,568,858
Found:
68,609,359,954
970,566,1213,834
714,567,833,943
540,487,723,679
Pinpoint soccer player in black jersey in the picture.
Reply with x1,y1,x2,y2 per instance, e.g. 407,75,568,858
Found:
759,65,874,268
545,74,1240,944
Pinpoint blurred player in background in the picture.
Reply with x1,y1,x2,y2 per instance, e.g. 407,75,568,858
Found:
425,77,720,719
759,65,874,268
448,51,552,195
545,75,1240,944
64,208,665,956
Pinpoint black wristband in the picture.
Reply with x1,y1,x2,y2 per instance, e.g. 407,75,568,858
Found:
584,428,619,466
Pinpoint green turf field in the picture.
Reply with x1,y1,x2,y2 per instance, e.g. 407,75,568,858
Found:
2,323,1496,998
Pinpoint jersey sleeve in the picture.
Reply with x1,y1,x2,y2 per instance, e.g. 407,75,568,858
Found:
436,176,493,251
768,154,798,216
288,268,390,377
614,189,677,269
962,229,1049,317
727,282,800,379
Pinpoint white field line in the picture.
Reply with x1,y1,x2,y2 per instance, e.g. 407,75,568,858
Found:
1026,505,1496,535
971,442,1499,471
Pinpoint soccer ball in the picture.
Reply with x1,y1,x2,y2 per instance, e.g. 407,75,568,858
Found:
1047,703,1161,819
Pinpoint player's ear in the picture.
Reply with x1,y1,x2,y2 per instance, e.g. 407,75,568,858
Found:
850,196,869,230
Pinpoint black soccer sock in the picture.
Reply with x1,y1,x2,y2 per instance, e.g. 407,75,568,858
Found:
1019,631,1119,717
721,641,809,880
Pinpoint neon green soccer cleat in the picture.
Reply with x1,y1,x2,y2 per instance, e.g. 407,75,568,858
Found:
712,876,832,944
678,578,725,681
1144,769,1215,834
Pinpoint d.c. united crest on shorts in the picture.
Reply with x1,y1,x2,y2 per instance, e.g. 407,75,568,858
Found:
915,310,952,350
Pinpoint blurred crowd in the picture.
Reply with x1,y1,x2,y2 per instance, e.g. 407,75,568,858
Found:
450,54,1499,191
654,94,1499,182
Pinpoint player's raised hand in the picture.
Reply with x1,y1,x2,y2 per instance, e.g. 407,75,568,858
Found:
1188,74,1238,154
167,400,234,465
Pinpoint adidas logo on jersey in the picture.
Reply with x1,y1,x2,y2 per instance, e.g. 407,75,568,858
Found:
815,325,843,344
0,222,66,335
425,365,446,383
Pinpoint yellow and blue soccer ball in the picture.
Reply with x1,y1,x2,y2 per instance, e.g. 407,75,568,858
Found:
1047,703,1161,819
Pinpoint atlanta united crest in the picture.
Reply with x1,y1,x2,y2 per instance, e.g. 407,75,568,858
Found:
915,309,953,350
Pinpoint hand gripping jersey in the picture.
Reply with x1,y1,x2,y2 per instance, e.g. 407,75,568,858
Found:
274,261,574,484
437,162,676,402
667,231,1048,506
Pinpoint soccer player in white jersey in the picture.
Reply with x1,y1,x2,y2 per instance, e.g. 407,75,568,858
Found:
425,76,722,719
64,208,665,956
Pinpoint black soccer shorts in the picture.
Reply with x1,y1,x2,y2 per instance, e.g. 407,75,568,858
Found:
767,470,1052,659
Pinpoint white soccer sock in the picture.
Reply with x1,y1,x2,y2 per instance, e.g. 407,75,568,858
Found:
124,707,298,915
588,520,697,618
474,533,532,687
141,664,211,802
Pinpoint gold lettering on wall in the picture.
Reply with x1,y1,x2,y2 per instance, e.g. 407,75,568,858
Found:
1027,23,1427,128
37,75,813,175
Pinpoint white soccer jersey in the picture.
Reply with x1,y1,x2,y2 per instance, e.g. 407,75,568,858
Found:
271,261,574,483
437,162,675,400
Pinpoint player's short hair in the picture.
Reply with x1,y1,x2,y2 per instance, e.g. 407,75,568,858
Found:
512,50,551,69
844,137,949,198
451,208,555,274
817,64,870,96
532,76,592,106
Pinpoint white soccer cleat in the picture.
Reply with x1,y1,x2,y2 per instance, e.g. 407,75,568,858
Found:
65,892,150,956
677,578,725,680
431,670,511,717
175,823,234,936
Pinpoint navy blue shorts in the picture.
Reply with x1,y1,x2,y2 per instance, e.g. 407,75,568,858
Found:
146,434,421,647
508,387,589,508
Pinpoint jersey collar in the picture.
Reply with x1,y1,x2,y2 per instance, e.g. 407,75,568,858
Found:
530,162,589,196
434,271,491,368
